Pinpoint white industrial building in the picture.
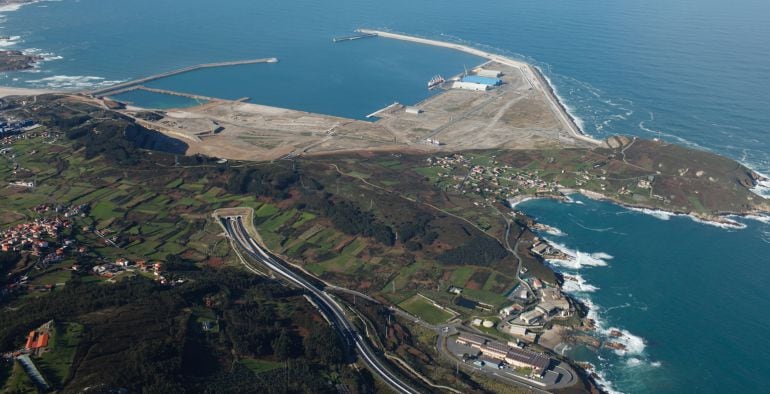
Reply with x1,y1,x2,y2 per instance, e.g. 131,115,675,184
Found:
452,81,490,91
476,69,503,78
519,309,545,325
405,106,422,115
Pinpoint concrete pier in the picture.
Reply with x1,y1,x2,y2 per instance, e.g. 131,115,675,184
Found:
86,57,278,97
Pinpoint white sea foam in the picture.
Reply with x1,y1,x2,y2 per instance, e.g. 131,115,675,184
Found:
749,172,770,198
626,206,746,229
592,367,623,394
539,70,588,133
603,327,646,356
0,0,56,13
545,240,613,269
626,357,642,367
687,215,746,230
0,4,27,13
27,75,124,90
572,219,614,232
626,206,671,220
22,47,62,62
0,35,21,47
561,274,599,293
544,226,566,236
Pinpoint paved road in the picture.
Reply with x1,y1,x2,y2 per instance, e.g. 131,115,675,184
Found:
221,216,422,394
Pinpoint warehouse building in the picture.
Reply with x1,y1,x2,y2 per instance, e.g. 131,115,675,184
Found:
476,68,503,78
452,75,503,91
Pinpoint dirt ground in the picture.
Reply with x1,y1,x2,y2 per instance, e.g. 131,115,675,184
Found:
117,61,601,161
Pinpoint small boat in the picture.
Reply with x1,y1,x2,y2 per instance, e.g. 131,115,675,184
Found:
427,75,445,90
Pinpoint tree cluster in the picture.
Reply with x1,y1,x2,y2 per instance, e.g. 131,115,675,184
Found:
225,167,299,199
436,236,508,266
320,198,395,246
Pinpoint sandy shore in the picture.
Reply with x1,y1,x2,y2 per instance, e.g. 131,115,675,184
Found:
0,86,58,97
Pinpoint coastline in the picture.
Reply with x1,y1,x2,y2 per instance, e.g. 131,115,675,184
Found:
511,188,764,229
357,28,603,147
0,86,58,97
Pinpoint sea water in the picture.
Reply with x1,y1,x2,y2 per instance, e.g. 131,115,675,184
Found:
1,0,769,392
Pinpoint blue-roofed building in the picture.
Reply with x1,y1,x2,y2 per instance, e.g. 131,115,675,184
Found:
461,75,502,86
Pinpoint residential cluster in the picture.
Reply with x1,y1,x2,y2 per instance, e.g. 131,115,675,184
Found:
424,154,562,204
0,217,74,256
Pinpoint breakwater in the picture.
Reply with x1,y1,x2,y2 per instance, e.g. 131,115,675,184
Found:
86,57,278,97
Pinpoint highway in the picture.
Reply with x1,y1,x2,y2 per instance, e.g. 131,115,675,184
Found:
220,216,422,394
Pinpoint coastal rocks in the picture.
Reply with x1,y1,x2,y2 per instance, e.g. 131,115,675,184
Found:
0,50,42,72
603,341,627,351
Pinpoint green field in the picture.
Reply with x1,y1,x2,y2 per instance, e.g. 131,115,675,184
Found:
398,295,454,325
240,358,283,374
36,322,84,388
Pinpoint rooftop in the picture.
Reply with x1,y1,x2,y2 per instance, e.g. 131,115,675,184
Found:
506,347,551,371
461,75,502,86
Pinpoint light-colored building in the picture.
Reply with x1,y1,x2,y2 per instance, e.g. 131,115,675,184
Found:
480,341,510,359
477,69,503,78
405,106,423,115
507,325,529,337
461,75,503,86
519,309,545,325
457,333,486,348
505,347,551,376
452,81,490,91
499,303,524,317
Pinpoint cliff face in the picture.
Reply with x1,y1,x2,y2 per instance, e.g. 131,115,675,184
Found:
0,50,41,72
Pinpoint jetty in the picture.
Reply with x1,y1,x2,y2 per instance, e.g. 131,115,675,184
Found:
332,32,377,43
355,29,601,146
366,101,402,119
86,57,278,97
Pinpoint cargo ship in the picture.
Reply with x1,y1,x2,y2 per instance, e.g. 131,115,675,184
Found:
427,75,445,90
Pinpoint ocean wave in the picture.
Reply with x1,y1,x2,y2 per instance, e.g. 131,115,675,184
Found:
22,48,62,62
561,274,599,293
571,218,614,232
0,0,57,13
639,111,704,149
626,358,662,368
592,364,623,394
603,327,646,357
544,226,566,237
539,70,588,133
626,206,746,229
728,214,770,224
749,177,770,199
26,75,125,90
545,240,613,269
0,35,21,47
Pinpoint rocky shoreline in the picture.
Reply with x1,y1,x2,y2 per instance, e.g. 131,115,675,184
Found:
0,50,41,72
